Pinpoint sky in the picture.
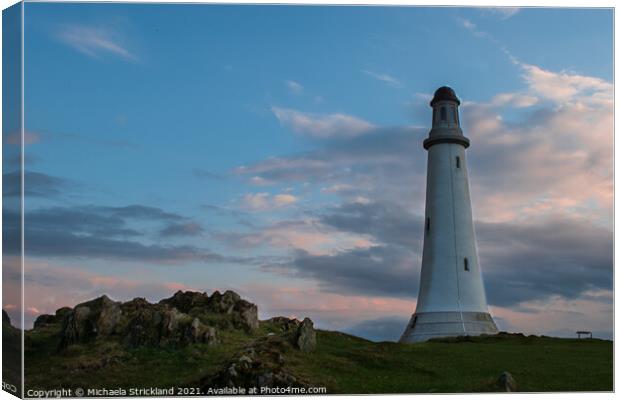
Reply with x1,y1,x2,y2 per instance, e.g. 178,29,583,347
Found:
3,3,613,341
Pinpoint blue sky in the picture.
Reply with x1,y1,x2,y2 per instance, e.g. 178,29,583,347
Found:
5,4,613,340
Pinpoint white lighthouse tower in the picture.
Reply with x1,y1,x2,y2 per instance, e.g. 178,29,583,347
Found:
400,86,498,343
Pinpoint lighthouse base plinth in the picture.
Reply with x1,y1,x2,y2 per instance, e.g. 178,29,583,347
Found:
399,311,499,343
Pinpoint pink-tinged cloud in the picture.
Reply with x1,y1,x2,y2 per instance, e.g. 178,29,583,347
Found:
7,257,196,328
4,131,40,145
461,64,612,226
520,63,612,104
240,192,299,211
236,283,414,331
490,290,612,337
217,219,376,256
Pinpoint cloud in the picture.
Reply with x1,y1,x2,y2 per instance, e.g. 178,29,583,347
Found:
477,215,612,307
4,131,40,145
460,68,612,224
456,17,491,39
258,200,611,311
3,170,73,197
271,107,376,138
285,80,304,95
320,201,423,248
2,205,245,265
244,61,612,233
159,222,204,237
237,283,414,334
491,290,612,339
56,23,136,61
490,92,538,108
249,176,273,186
263,246,418,299
234,125,426,192
216,219,376,256
320,183,354,194
274,193,297,206
241,192,299,211
481,7,520,19
361,70,403,88
3,257,199,328
519,62,613,104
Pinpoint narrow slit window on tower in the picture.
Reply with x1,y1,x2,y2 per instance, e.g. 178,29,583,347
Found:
440,106,447,121
453,107,458,123
456,156,461,168
464,257,469,271
425,217,430,232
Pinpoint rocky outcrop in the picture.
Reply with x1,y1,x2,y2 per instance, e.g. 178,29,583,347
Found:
207,290,241,314
58,295,122,349
34,314,57,329
199,334,307,390
498,371,517,392
2,310,11,325
51,291,259,351
159,290,258,332
193,315,318,390
121,304,218,348
296,318,316,352
265,316,317,352
35,306,85,330
159,291,211,314
232,300,259,332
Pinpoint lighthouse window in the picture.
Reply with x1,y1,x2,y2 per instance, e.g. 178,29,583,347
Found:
464,257,469,271
440,107,447,121
456,156,461,169
425,217,430,232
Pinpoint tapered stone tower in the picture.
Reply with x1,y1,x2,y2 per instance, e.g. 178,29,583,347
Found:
400,86,498,343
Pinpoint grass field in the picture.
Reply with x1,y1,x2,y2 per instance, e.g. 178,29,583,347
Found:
22,320,613,394
286,331,613,393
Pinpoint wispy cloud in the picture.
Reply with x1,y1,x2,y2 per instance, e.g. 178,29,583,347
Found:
490,92,538,108
456,17,492,39
271,107,376,138
285,80,304,95
241,192,299,212
361,69,403,88
217,219,375,256
481,7,520,20
56,24,137,61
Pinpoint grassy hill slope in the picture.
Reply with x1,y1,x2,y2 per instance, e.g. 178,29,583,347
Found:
15,292,613,394
285,331,612,393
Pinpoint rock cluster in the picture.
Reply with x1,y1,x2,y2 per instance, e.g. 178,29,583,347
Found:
28,291,319,389
497,371,518,392
29,290,260,351
198,315,317,390
201,335,305,390
265,316,317,352
160,290,258,332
